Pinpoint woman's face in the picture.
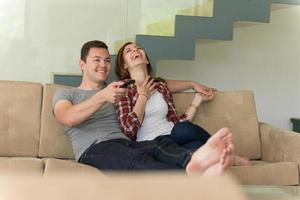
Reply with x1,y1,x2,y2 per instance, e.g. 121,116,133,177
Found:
122,43,149,70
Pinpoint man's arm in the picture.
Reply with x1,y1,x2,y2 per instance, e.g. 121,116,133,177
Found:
165,79,214,95
54,82,126,127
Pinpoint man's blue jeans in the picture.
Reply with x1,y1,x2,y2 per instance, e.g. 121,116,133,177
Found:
79,136,192,171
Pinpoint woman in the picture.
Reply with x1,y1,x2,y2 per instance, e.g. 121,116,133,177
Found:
114,42,250,166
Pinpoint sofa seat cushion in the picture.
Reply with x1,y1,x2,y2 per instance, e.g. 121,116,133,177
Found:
43,158,104,177
0,157,44,175
229,161,298,185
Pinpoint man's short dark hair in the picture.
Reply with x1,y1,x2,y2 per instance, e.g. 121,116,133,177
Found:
81,40,108,62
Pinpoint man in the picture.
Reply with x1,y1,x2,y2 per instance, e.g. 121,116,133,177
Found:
53,40,233,175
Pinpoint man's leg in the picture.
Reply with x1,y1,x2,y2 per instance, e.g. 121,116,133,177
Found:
79,139,177,171
186,127,233,175
202,143,234,176
131,127,233,174
131,127,232,173
130,137,192,169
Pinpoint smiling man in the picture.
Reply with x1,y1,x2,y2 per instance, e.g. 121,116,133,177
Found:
52,40,233,175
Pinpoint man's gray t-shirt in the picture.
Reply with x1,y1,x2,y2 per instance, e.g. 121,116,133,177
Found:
52,88,128,161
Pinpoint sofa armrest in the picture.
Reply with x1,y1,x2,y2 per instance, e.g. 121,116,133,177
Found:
260,122,300,163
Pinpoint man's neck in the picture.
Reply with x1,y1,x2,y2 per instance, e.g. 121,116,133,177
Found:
78,79,104,91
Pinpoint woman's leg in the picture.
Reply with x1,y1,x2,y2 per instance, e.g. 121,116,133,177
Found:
132,133,229,171
170,121,211,150
170,122,251,166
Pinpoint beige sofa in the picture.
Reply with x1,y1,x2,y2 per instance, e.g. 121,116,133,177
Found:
0,80,299,187
174,92,300,186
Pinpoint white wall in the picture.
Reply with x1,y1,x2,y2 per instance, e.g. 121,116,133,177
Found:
1,1,299,130
0,0,206,84
0,0,141,83
157,5,300,130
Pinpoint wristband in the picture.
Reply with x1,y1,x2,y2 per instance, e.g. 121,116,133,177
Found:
138,93,148,99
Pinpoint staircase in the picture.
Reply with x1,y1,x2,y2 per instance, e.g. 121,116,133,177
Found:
108,0,300,81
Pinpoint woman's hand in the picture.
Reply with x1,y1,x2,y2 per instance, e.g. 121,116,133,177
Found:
199,92,214,102
133,76,156,123
192,92,214,107
136,76,156,98
192,82,216,96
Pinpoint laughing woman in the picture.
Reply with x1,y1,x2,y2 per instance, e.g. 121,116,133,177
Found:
114,42,250,166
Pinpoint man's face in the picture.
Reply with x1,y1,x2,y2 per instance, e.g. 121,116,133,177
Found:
80,47,111,83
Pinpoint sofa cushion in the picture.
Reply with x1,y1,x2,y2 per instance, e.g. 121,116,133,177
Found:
43,158,104,177
229,161,299,185
0,81,42,157
39,84,74,159
0,157,44,175
173,91,261,159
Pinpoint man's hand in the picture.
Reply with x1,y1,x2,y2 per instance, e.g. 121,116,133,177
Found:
192,82,216,96
99,81,127,103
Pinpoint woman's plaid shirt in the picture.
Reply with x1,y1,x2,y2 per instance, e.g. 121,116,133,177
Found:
114,80,187,141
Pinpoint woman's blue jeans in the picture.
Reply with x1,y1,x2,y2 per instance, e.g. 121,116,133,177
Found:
169,121,211,151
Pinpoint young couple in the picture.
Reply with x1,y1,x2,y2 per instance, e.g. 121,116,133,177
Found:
53,40,249,176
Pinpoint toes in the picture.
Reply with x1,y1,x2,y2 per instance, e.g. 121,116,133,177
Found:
215,127,230,138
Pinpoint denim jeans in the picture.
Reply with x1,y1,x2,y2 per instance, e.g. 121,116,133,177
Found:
79,136,192,171
169,121,211,151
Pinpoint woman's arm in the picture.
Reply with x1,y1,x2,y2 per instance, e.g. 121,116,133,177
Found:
114,76,156,140
115,94,142,140
133,76,156,122
185,93,214,121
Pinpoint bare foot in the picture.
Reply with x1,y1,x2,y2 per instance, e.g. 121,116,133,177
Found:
202,144,234,176
185,127,232,175
233,155,251,166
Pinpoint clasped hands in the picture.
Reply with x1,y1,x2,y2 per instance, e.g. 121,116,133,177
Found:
192,90,214,108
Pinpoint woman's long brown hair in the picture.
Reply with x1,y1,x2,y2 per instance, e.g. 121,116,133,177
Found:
115,42,154,80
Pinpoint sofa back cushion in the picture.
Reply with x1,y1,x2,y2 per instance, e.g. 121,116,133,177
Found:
39,84,74,159
0,81,42,157
173,90,261,159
